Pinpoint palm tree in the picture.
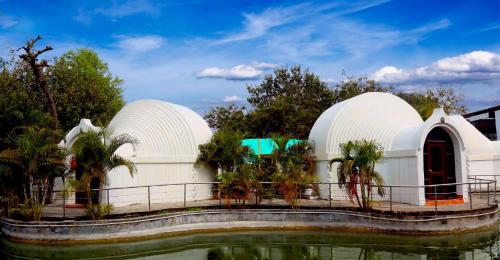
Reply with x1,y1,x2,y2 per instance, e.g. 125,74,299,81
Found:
196,129,254,208
195,129,251,173
0,126,66,220
272,136,317,209
71,128,137,219
329,140,385,209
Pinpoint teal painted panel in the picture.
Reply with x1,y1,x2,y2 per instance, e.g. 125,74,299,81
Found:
242,138,303,156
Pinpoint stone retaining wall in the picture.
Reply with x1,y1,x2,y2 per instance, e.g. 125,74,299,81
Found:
2,208,498,242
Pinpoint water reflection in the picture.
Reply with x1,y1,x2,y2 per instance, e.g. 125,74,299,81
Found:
2,228,499,259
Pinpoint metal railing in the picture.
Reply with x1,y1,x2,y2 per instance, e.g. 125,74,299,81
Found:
45,179,497,219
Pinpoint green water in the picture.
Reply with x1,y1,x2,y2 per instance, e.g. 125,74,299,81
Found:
1,228,500,259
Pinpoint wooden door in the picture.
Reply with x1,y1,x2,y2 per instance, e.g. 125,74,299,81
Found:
424,141,447,200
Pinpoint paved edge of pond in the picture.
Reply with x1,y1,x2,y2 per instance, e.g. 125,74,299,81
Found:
2,208,499,244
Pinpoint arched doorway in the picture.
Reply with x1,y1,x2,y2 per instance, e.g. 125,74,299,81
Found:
423,127,456,200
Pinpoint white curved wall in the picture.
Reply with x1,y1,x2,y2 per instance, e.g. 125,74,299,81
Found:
106,100,215,207
309,92,500,206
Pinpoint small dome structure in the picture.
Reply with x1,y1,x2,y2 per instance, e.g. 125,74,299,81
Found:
309,92,423,160
107,99,212,162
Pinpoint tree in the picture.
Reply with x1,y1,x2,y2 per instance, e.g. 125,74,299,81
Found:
17,36,59,129
49,49,125,132
396,92,438,120
246,66,336,138
335,76,467,120
271,136,317,209
195,129,252,173
0,126,66,220
333,76,392,103
204,104,248,132
71,129,137,219
329,140,385,210
427,87,467,115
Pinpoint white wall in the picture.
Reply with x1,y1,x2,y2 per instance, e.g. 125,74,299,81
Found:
468,158,500,188
105,162,215,207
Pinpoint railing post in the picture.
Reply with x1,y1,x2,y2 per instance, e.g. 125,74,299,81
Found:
468,183,473,210
147,186,151,211
495,180,497,204
479,179,482,199
106,189,110,215
218,186,222,207
62,191,66,219
487,182,490,206
389,186,392,212
183,183,187,208
329,183,332,208
434,186,438,215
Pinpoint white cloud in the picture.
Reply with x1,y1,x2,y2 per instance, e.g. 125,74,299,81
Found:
197,62,276,81
251,61,277,70
73,0,159,24
115,35,165,52
213,1,393,45
475,23,500,33
0,16,18,29
197,65,262,80
223,95,244,102
372,51,500,85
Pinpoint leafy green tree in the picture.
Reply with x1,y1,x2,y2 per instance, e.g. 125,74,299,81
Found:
195,129,252,173
334,77,467,119
329,140,385,210
71,129,137,219
396,92,438,120
50,49,125,132
271,136,316,209
0,126,66,220
204,103,248,132
246,66,336,138
333,76,392,103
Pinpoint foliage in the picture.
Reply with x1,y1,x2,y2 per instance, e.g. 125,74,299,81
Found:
426,87,467,115
85,203,113,217
329,140,385,210
217,164,259,208
333,76,392,103
71,128,137,220
271,137,317,209
195,129,252,172
0,126,67,220
246,66,336,138
49,49,125,131
334,77,466,120
396,92,439,120
205,66,336,138
204,103,248,132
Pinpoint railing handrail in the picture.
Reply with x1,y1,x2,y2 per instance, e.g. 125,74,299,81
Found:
51,179,496,193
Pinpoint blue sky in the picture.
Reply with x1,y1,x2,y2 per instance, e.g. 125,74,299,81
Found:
1,0,499,113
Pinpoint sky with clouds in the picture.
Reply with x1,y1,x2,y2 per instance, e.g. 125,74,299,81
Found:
0,0,499,113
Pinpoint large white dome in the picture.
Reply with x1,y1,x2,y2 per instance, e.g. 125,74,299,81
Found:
107,99,212,162
309,92,423,160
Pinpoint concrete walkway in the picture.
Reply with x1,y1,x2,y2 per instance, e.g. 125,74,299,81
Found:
42,193,496,219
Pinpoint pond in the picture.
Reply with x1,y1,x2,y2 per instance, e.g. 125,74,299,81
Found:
1,227,499,259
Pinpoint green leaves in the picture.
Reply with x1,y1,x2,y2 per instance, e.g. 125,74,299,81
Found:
71,128,137,219
196,129,252,173
329,139,385,209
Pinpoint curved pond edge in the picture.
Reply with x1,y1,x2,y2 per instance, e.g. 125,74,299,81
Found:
2,207,499,244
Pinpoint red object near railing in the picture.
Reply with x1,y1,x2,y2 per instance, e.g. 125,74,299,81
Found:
70,157,77,170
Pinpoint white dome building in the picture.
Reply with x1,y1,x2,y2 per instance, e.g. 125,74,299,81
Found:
60,100,215,207
310,92,500,205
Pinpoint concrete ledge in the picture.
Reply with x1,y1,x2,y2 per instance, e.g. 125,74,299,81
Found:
2,208,499,243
